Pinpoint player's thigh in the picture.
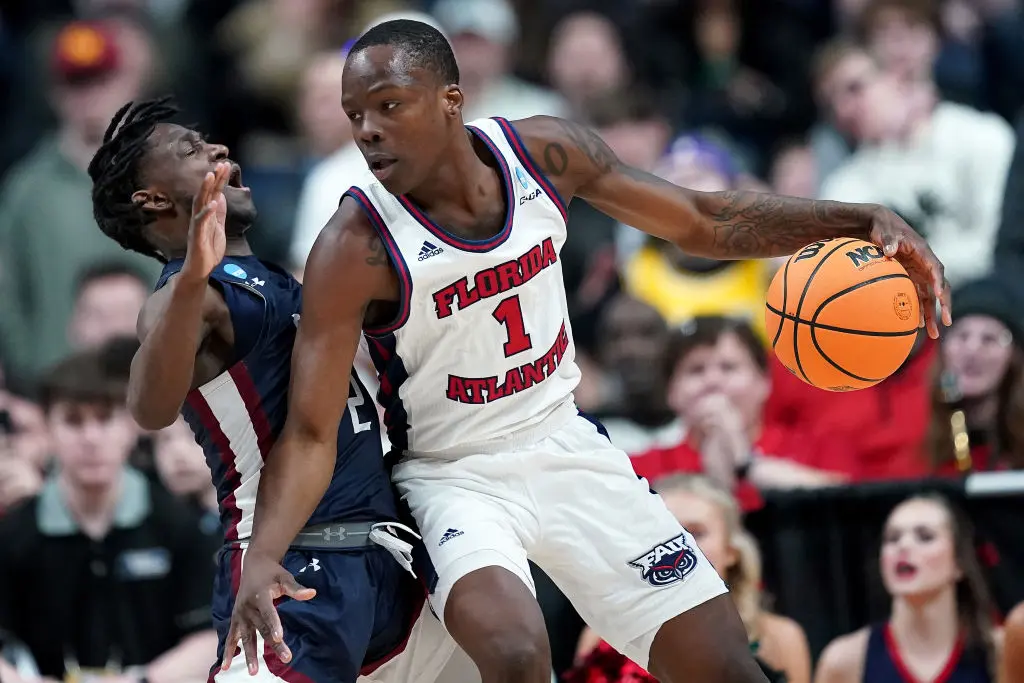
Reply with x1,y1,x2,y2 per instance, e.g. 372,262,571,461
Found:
396,463,550,672
212,547,378,683
361,599,481,683
647,595,769,683
394,463,537,622
530,417,728,670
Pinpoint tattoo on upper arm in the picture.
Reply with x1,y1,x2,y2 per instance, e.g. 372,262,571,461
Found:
365,232,389,267
540,118,619,178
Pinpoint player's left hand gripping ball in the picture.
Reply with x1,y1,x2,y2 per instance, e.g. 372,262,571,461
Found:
221,553,316,675
866,205,952,339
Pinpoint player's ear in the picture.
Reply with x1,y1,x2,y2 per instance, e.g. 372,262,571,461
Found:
132,188,174,213
443,85,463,117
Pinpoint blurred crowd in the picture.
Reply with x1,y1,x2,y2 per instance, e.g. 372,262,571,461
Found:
0,0,1023,681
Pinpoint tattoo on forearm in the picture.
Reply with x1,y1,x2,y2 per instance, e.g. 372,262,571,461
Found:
540,118,619,178
365,233,389,267
705,191,873,258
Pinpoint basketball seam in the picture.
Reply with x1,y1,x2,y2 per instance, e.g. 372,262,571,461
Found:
765,303,918,336
805,272,916,385
790,238,862,385
771,256,792,350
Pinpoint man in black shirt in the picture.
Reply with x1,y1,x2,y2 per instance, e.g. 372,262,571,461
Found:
0,347,219,682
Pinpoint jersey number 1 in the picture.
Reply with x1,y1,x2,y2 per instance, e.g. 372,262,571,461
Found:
492,295,532,358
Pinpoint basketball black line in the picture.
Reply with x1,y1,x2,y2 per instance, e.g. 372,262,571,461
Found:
770,255,793,350
807,272,917,384
790,238,862,385
764,304,918,336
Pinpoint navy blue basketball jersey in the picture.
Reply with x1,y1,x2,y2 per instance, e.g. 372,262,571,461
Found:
155,255,399,542
863,623,991,683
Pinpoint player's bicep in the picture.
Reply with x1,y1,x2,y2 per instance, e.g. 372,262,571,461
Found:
514,116,707,249
283,200,391,444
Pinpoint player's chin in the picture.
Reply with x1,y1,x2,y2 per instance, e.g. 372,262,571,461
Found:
226,199,258,234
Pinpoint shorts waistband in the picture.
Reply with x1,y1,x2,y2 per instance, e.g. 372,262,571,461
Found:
405,400,577,460
227,521,378,551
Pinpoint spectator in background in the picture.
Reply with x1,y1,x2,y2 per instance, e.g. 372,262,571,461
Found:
432,0,568,121
815,494,997,683
769,139,819,200
0,347,218,683
546,11,630,117
618,135,772,340
592,294,683,454
0,19,160,383
928,276,1024,474
816,39,1015,286
631,317,852,511
67,261,149,351
152,416,218,533
1003,601,1024,683
0,352,48,513
993,110,1024,275
569,475,812,683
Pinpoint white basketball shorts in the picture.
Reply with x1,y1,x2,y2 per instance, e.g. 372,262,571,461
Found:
392,411,729,668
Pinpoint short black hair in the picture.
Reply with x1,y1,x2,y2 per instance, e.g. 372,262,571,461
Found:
88,96,179,263
349,19,460,86
75,261,149,297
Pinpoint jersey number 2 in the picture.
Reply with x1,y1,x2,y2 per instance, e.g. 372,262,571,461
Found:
492,295,532,358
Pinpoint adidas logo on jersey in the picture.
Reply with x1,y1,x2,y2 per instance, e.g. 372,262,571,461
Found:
438,528,464,546
418,240,443,261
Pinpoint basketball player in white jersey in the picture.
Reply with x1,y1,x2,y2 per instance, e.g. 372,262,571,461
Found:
224,19,951,683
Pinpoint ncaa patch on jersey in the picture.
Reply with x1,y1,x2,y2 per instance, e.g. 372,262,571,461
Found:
515,166,530,189
628,533,698,587
223,263,247,279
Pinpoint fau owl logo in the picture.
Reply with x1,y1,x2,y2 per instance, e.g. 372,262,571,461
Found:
628,533,698,587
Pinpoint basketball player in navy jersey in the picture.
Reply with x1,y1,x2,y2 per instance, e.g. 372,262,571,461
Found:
227,20,952,683
87,98,469,683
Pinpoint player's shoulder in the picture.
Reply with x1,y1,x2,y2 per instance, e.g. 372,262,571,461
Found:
503,115,586,149
815,627,869,683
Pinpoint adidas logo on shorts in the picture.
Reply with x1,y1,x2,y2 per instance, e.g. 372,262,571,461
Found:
438,528,464,546
418,240,443,261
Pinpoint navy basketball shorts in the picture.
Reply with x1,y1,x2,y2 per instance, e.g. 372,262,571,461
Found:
210,544,465,683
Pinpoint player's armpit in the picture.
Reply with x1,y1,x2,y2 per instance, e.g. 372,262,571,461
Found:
246,198,396,562
128,277,232,430
511,115,876,259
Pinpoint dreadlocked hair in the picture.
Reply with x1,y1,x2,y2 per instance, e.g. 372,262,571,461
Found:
88,96,179,263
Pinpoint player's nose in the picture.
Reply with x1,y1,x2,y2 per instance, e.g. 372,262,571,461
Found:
209,143,230,162
357,114,385,144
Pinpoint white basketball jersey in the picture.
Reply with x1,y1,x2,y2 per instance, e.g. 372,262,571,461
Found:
345,117,581,455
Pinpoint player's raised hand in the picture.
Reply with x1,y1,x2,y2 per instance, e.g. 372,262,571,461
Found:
181,162,230,282
221,552,316,675
867,206,952,339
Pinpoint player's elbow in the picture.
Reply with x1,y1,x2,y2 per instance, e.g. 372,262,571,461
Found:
126,384,180,431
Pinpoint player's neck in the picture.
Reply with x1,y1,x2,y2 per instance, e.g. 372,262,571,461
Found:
58,470,124,540
890,587,960,653
224,235,254,258
404,128,492,213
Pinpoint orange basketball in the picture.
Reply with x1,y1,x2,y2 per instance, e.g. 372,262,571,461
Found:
765,238,920,392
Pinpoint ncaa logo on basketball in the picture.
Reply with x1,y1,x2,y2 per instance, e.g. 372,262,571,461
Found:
628,533,698,587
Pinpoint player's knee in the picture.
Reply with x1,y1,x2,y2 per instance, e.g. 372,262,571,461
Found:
475,626,550,682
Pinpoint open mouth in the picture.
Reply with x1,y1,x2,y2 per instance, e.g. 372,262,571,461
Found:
894,561,918,578
227,163,247,190
368,156,397,179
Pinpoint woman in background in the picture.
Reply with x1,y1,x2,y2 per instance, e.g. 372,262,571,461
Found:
815,494,997,683
928,275,1024,474
568,474,811,683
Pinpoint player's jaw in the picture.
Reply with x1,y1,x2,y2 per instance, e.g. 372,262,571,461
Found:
363,148,407,192
216,160,258,234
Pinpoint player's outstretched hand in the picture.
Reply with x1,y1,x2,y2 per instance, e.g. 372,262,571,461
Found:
181,161,230,282
867,206,952,339
221,552,316,675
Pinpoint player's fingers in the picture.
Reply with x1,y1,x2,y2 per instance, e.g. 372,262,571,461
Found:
196,171,214,209
214,162,231,193
881,232,900,258
279,574,316,601
940,277,953,327
239,622,260,675
220,623,239,671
